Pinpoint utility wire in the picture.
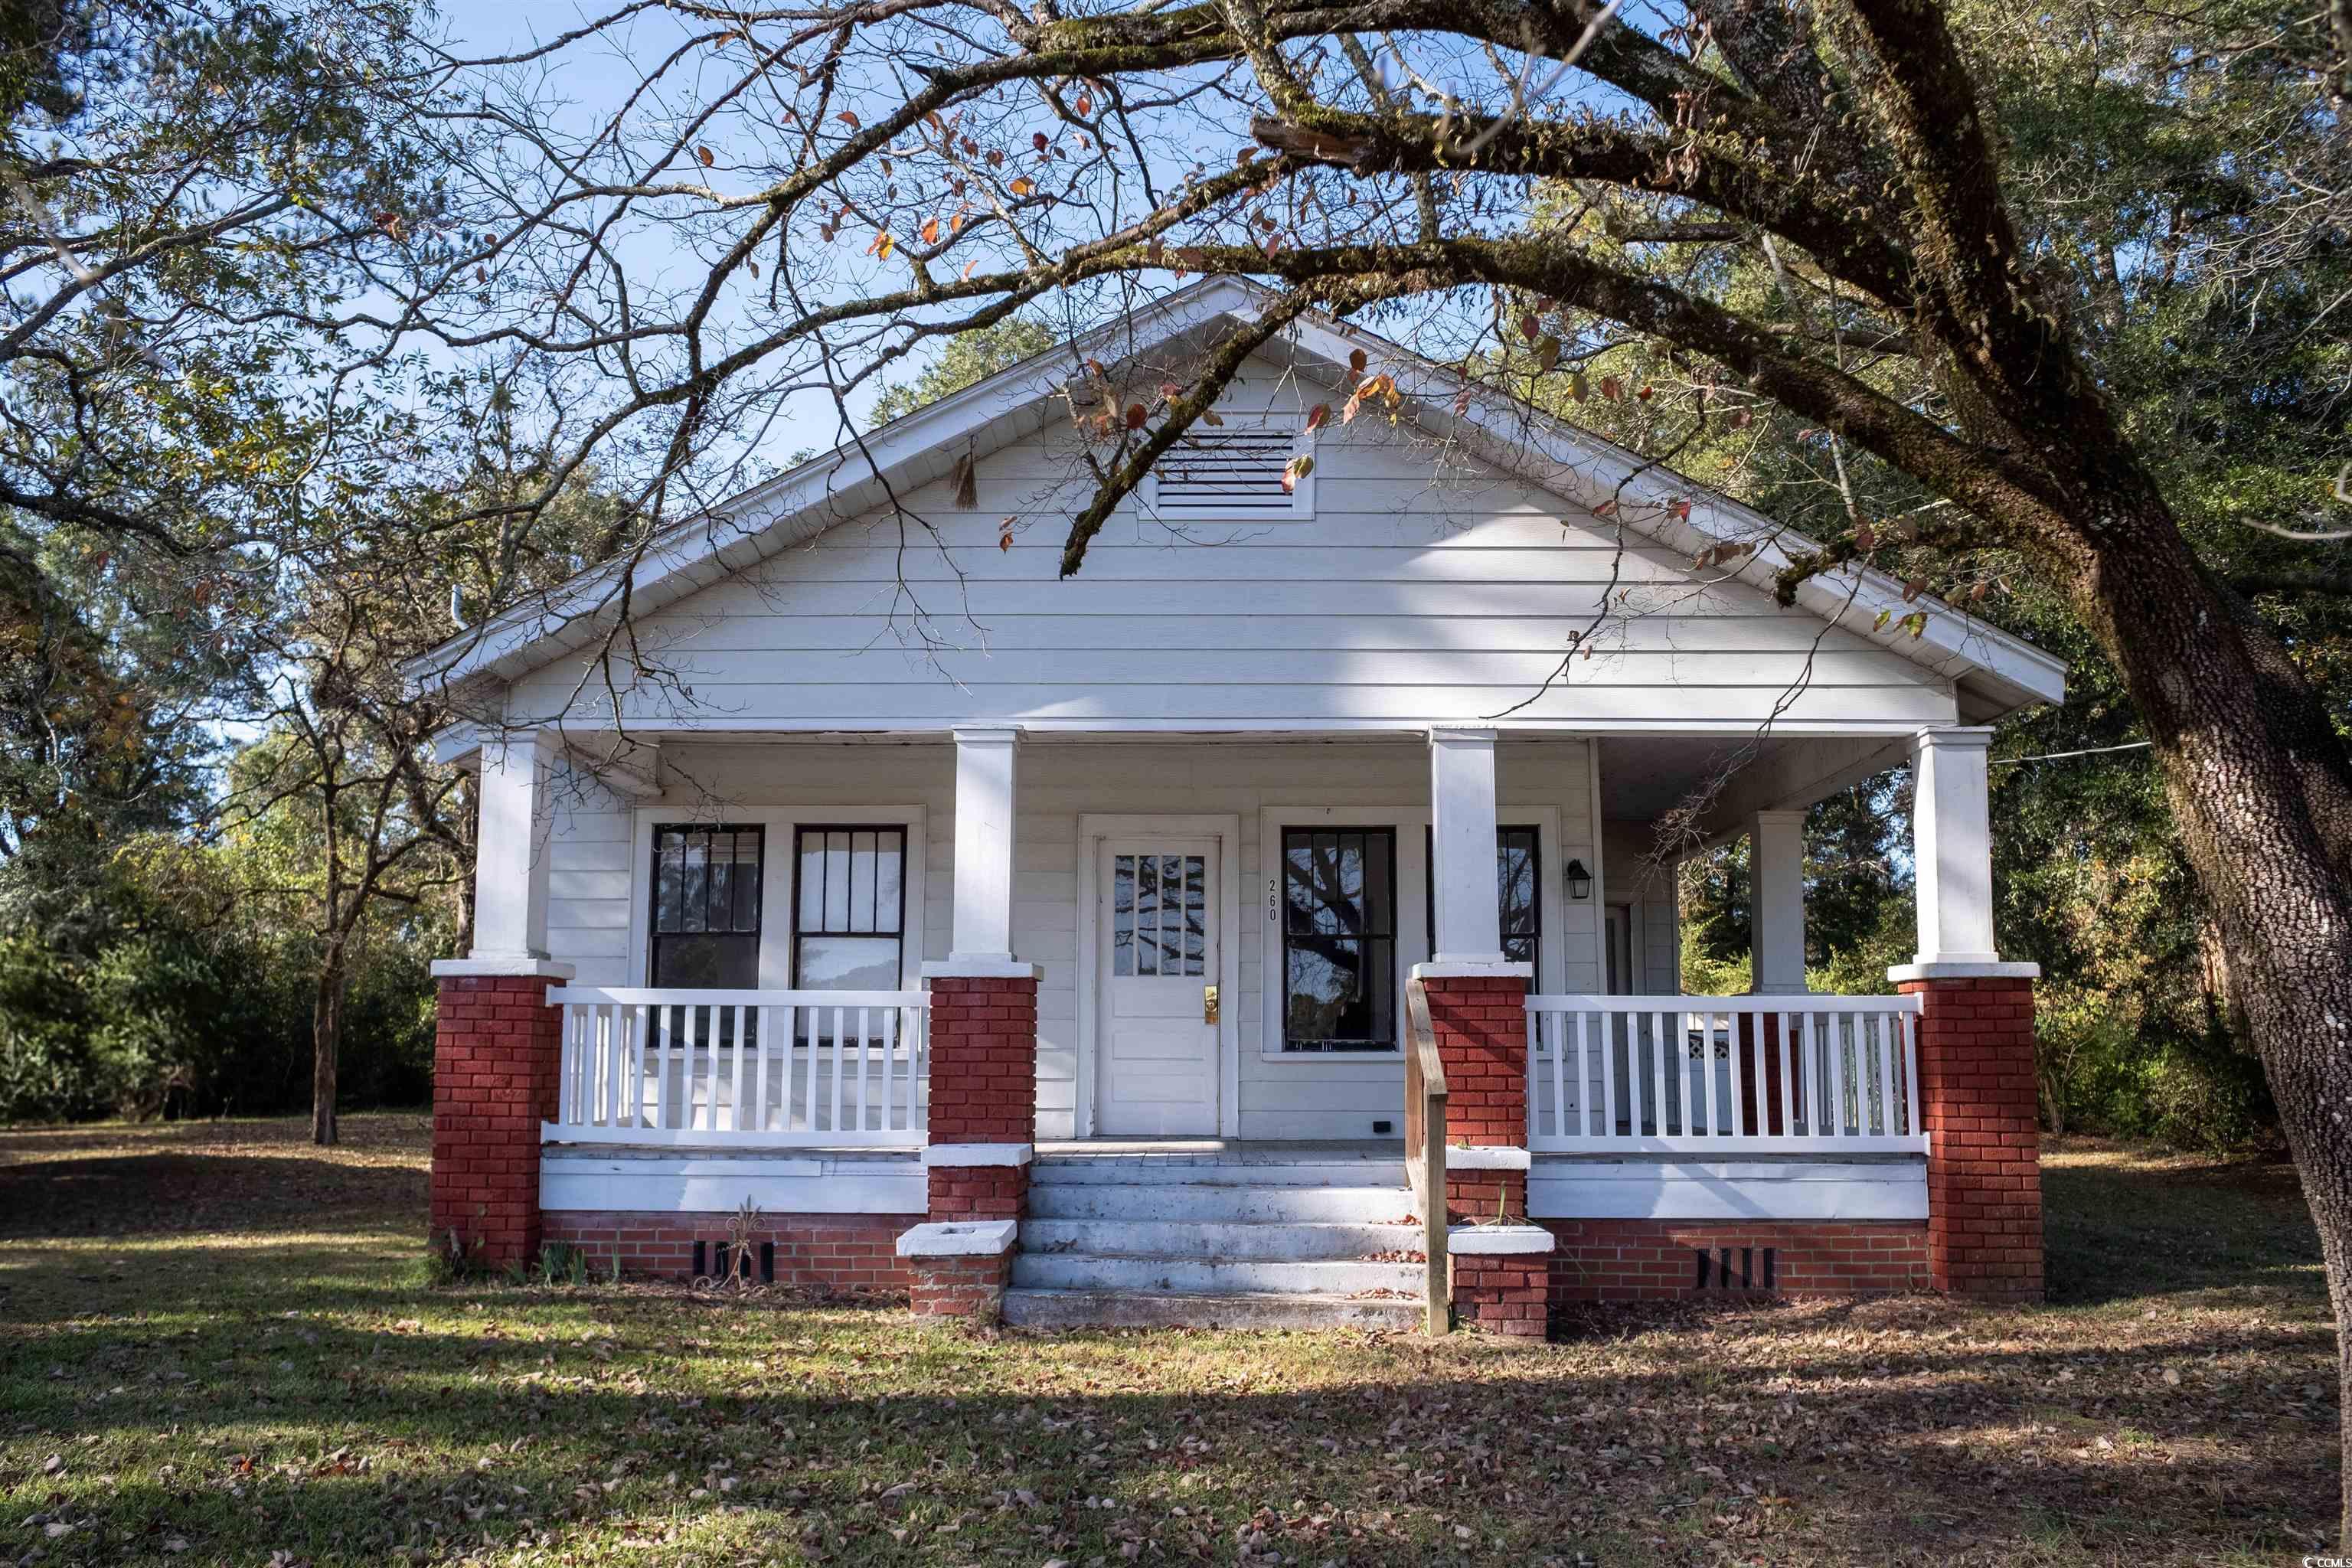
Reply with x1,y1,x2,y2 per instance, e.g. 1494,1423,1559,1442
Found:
1991,740,2154,766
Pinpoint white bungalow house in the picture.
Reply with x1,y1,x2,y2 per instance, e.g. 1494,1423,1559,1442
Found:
415,277,2058,1331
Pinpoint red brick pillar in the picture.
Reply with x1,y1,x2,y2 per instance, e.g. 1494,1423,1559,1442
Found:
1446,1161,1529,1224
908,1253,1014,1320
923,971,1038,1221
1419,970,1531,1221
430,971,566,1269
1423,974,1527,1142
1449,1227,1554,1337
1898,972,2043,1302
898,1220,1018,1324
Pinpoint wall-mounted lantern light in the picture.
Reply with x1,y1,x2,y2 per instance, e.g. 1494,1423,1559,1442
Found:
1564,858,1592,900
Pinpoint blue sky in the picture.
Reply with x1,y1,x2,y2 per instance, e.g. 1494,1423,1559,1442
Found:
429,0,1641,480
447,0,907,462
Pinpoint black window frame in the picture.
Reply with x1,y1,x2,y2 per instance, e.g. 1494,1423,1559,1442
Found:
1423,823,1544,980
647,822,767,990
788,823,911,991
1279,825,1400,1054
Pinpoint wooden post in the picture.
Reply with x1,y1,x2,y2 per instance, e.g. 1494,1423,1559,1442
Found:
1405,978,1449,1335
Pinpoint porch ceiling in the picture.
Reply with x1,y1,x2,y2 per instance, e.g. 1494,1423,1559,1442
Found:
1596,733,1910,831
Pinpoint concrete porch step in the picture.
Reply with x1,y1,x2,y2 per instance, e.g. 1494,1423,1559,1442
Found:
1008,1252,1423,1295
1013,1150,1427,1322
1025,1182,1413,1223
1020,1217,1423,1261
1003,1287,1423,1332
1031,1158,1410,1189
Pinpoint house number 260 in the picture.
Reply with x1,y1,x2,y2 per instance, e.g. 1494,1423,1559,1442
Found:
1266,877,1280,922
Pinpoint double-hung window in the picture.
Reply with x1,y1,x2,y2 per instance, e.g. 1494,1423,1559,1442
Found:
1280,827,1398,1051
647,822,911,993
648,825,765,988
791,826,908,990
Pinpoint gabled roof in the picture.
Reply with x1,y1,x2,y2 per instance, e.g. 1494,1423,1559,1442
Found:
407,276,2066,720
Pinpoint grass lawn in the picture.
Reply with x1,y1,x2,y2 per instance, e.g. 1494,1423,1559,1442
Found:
0,1118,2337,1566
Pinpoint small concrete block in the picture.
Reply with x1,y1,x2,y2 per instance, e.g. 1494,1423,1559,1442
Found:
1448,1223,1557,1256
429,957,577,980
921,959,1046,979
1445,1145,1533,1171
922,1143,1036,1168
896,1219,1018,1258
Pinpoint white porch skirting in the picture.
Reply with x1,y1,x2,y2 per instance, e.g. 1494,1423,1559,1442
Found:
540,1151,923,1215
537,1145,1924,1223
1527,1155,1927,1223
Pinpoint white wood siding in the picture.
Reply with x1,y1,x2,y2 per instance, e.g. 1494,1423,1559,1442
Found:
541,737,1602,1140
507,361,1962,732
1528,1158,1926,1221
518,354,1963,1140
1602,821,1684,995
540,1153,926,1216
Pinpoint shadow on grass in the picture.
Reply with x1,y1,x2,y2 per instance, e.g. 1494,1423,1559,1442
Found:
0,1123,2337,1566
1,1181,2340,1568
0,1151,428,1243
3,1304,2337,1568
2043,1147,2323,1305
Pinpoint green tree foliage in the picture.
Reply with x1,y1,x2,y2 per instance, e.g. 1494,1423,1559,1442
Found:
0,2,471,1130
0,549,214,929
867,317,1060,427
1677,779,1912,976
1568,0,2342,1148
0,2,86,122
0,2,440,550
0,851,444,1125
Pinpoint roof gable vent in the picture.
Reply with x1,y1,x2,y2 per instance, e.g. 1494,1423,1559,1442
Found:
1141,424,1313,519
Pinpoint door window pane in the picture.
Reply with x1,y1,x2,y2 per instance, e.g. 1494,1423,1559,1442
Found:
1138,854,1159,975
1282,827,1396,1050
1113,851,1206,978
1183,854,1206,972
1112,855,1135,978
1498,825,1540,972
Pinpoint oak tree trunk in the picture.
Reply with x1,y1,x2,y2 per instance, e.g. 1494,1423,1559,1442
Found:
2071,507,2352,1544
311,946,351,1147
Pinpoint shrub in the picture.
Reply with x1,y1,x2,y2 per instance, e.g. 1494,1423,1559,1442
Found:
2036,991,2272,1151
0,893,439,1124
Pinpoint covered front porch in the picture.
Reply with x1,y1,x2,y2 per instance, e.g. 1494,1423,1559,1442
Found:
430,722,2038,1326
483,722,2001,1136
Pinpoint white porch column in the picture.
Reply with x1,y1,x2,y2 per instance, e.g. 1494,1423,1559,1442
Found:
1428,727,1505,965
1748,808,1808,994
1910,727,2001,966
949,727,1021,964
467,729,556,965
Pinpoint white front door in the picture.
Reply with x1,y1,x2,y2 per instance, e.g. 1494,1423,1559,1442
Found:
1096,839,1220,1135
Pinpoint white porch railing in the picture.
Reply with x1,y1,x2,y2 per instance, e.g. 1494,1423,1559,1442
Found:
545,988,929,1146
1526,994,1926,1154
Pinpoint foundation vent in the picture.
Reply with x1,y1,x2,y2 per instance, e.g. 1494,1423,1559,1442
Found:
1692,1246,1776,1292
